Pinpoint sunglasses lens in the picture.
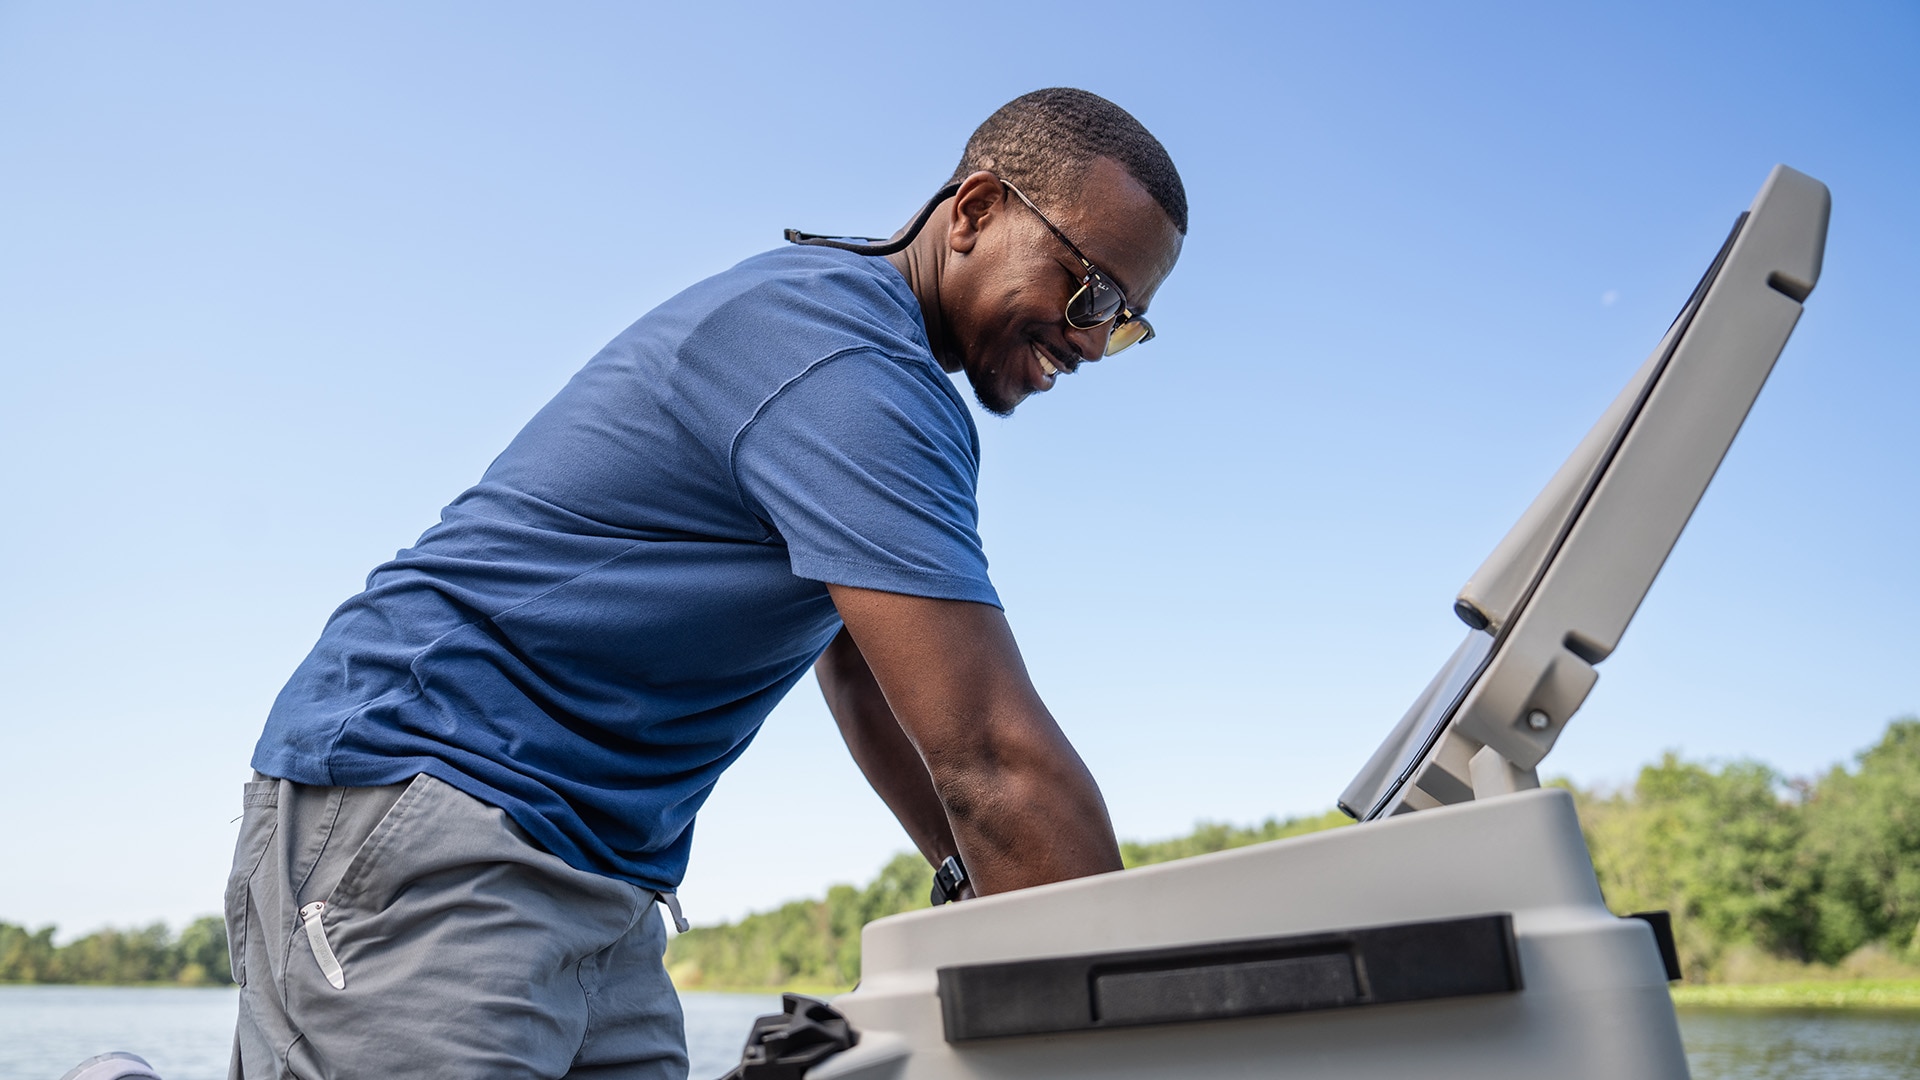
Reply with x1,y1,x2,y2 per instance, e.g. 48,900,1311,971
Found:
1104,317,1154,356
1066,277,1124,329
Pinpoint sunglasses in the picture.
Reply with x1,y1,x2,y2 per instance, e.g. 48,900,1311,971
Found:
997,179,1156,356
785,177,1158,357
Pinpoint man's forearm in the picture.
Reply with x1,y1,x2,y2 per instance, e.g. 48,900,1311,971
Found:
815,628,961,868
919,701,1121,893
824,584,1123,897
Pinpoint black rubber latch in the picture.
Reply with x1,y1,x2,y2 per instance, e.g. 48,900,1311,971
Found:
717,993,859,1080
1626,911,1683,982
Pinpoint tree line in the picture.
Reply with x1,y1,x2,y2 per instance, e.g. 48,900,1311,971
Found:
663,809,1357,991
667,718,1920,990
0,915,231,985
6,719,1913,989
1574,717,1919,981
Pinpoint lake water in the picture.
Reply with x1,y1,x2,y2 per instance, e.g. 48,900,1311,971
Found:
0,986,1915,1079
0,987,773,1080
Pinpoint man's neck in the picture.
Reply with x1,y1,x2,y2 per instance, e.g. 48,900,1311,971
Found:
886,202,959,373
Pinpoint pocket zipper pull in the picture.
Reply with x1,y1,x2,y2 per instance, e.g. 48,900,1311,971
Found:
299,901,346,990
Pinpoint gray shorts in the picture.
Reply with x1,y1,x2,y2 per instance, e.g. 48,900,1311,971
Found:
224,772,688,1079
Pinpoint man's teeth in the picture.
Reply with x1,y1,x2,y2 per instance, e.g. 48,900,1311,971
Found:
1036,347,1058,377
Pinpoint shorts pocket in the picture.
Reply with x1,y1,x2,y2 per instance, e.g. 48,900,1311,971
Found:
297,774,432,988
223,780,281,986
325,774,432,911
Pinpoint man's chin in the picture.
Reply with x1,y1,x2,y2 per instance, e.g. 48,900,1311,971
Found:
966,369,1025,418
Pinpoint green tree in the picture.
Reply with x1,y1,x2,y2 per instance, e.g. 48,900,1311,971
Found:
175,915,235,985
1801,717,1920,962
666,852,933,990
0,917,234,985
1121,811,1351,868
1577,755,1811,979
53,922,178,983
0,922,59,982
666,817,1354,991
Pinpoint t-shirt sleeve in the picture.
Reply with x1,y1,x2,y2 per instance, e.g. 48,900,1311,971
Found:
732,349,1000,607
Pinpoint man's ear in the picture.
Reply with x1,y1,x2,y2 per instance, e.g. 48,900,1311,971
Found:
945,170,1005,255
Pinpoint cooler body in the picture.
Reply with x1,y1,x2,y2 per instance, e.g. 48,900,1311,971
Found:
815,788,1686,1080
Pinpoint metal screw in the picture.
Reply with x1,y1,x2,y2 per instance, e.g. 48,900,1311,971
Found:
1526,709,1551,731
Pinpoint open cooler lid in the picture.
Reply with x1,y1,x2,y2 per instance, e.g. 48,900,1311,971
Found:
1341,165,1830,822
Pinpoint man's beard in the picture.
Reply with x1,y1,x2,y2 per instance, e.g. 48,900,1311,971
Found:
965,364,1020,418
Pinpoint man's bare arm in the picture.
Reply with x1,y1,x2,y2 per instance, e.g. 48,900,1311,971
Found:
822,583,1122,895
814,625,960,870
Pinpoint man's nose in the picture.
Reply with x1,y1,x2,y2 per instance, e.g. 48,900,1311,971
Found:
1064,322,1109,362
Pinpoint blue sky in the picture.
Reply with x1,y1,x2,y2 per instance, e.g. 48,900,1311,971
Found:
2,1,1914,931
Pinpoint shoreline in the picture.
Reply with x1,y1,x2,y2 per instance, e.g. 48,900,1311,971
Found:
12,978,1920,1010
668,979,1920,1010
1670,980,1920,1010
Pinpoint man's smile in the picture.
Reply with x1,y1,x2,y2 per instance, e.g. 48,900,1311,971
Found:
1029,338,1078,391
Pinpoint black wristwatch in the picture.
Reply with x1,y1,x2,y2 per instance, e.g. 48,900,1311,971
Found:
930,855,969,905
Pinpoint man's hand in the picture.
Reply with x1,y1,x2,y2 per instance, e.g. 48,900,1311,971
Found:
817,584,1122,896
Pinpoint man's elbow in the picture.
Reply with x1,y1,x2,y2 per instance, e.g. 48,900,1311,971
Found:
922,725,1096,829
924,729,1123,885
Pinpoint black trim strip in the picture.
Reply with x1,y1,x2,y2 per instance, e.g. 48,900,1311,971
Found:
937,914,1522,1042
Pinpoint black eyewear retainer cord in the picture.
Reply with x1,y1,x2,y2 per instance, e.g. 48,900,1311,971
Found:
784,182,962,256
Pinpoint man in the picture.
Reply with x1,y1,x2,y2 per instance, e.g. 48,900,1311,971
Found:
225,87,1187,1079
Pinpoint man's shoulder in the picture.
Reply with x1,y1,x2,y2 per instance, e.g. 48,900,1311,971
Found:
681,246,930,361
726,243,909,296
544,245,958,467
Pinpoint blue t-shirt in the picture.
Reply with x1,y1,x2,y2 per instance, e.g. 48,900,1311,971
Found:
253,245,999,892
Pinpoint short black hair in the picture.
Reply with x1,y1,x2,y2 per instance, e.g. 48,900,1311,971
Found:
948,88,1188,236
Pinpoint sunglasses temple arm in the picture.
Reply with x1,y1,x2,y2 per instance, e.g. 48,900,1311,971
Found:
785,181,962,256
